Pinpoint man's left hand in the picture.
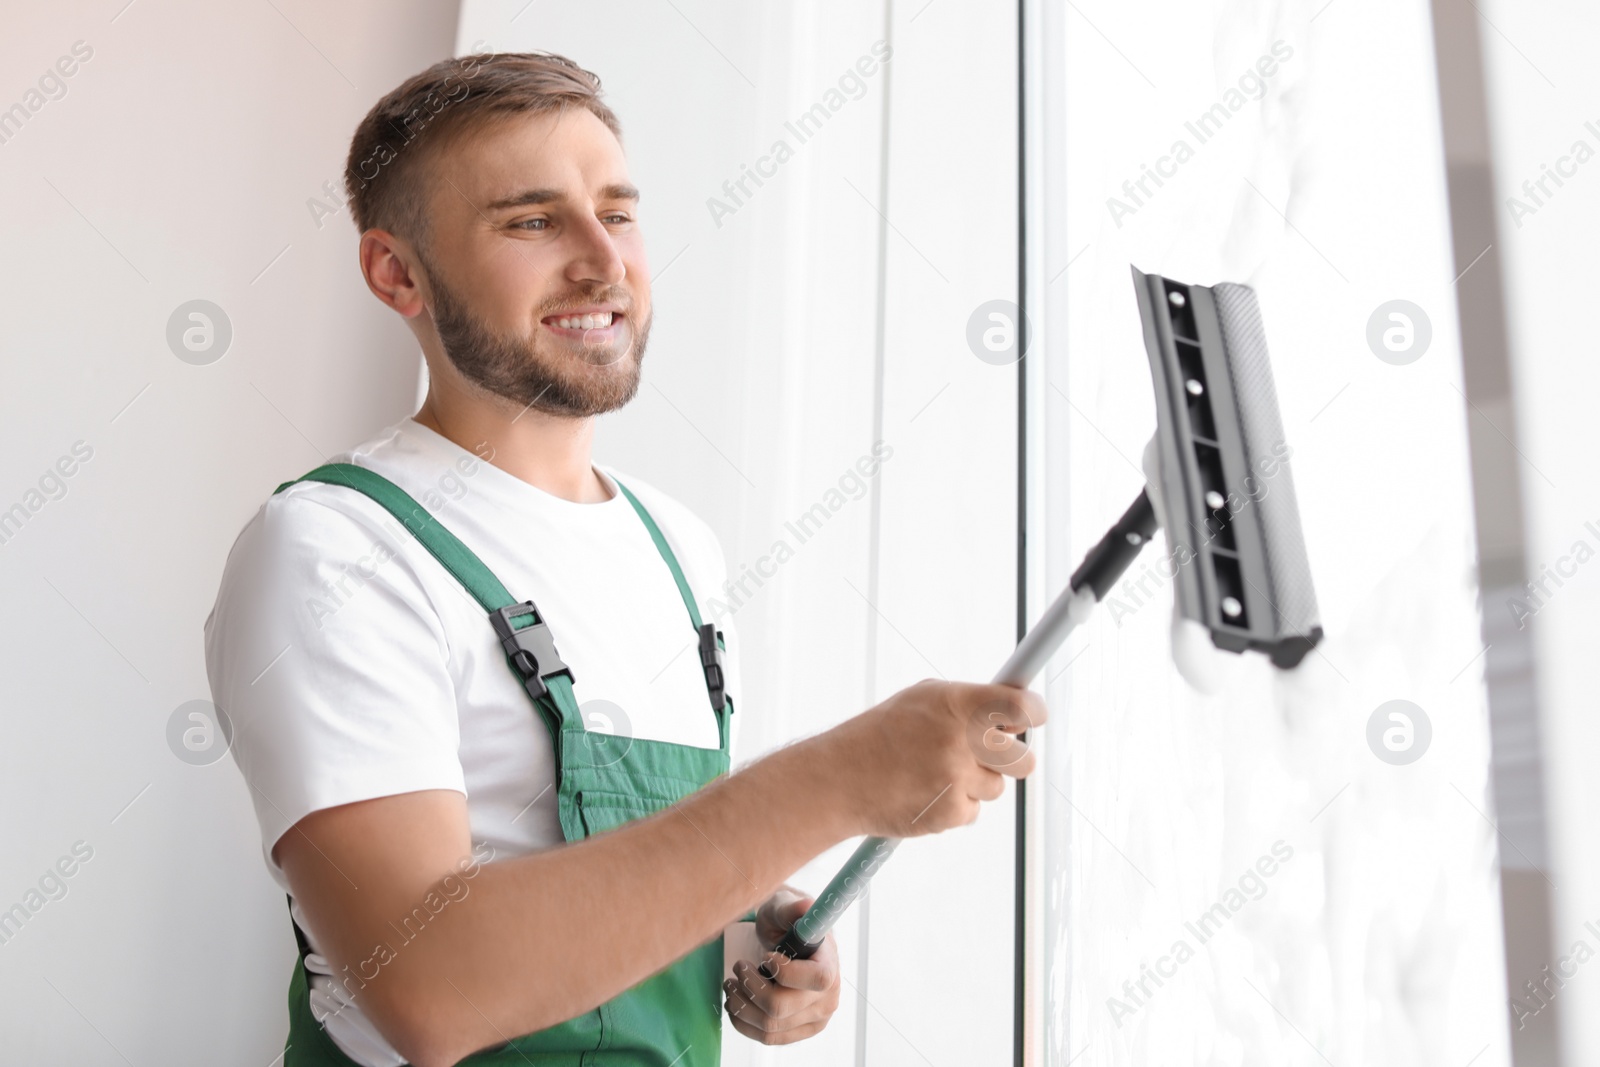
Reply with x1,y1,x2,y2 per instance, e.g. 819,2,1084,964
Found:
724,888,841,1045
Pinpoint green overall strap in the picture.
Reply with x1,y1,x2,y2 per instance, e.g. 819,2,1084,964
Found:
611,480,704,629
275,463,728,743
274,463,578,753
611,478,733,748
275,463,514,611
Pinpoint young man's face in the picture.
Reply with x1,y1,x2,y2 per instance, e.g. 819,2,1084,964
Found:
413,106,651,418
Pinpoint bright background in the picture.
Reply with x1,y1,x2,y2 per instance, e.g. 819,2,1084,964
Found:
3,0,1592,1065
1032,0,1508,1063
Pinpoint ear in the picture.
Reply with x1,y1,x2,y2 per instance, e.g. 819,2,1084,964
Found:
359,229,427,319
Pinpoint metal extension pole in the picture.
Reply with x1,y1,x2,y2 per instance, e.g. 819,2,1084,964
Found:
776,490,1155,960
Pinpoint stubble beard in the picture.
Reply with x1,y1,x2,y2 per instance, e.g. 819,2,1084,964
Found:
427,263,650,418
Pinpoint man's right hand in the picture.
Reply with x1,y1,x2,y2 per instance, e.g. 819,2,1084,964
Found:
820,679,1047,839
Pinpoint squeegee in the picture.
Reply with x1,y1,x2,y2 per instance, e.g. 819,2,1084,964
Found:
775,267,1325,962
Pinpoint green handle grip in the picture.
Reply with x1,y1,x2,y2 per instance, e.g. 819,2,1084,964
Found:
776,836,901,959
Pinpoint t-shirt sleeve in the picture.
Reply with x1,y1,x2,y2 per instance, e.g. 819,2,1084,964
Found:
203,487,466,887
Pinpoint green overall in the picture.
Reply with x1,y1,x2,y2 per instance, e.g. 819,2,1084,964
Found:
272,463,734,1067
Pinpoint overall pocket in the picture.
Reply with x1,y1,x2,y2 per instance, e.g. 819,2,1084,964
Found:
575,789,662,838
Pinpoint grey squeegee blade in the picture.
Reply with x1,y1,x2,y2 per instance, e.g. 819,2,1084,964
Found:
1131,267,1323,669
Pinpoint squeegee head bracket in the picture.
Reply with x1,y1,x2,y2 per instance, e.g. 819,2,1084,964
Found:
1131,267,1323,669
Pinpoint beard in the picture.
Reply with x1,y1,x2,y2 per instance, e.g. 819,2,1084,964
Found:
425,261,650,418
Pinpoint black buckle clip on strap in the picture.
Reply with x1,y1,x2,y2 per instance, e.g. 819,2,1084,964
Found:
698,622,727,712
490,601,573,700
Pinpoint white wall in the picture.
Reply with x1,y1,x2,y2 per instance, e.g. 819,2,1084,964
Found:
0,3,459,1062
1037,1,1509,1063
859,2,1021,1062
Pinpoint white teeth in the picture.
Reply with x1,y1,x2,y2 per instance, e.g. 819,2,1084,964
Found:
554,312,614,330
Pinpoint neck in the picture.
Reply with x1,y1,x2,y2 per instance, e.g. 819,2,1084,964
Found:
413,381,611,505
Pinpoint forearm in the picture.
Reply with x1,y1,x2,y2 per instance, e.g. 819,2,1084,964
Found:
386,738,860,1064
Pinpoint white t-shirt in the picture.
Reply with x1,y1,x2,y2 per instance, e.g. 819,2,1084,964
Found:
203,416,741,1066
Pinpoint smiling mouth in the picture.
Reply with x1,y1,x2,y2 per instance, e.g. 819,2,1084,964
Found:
541,309,623,341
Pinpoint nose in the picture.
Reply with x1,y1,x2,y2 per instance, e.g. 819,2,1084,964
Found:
565,211,627,288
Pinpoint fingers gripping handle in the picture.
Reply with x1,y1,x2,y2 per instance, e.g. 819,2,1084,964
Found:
774,490,1155,960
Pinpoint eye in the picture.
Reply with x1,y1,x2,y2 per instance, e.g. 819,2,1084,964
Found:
511,218,548,231
602,213,632,225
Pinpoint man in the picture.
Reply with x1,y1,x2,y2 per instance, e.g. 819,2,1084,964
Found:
204,51,1043,1067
